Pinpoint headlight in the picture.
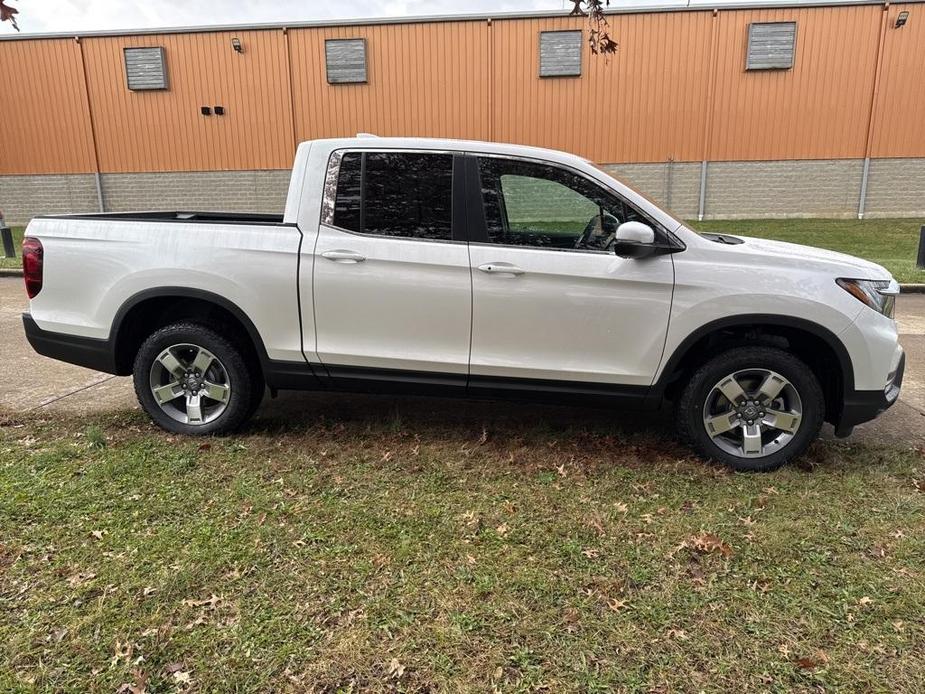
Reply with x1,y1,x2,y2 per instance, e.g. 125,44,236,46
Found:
836,278,898,318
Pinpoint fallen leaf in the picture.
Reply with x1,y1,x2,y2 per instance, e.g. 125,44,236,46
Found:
181,593,222,610
197,443,212,452
387,657,405,679
858,596,874,606
607,598,628,612
90,530,106,541
687,532,733,558
66,571,96,587
173,670,192,685
795,650,829,670
581,548,601,559
495,523,510,537
614,501,629,513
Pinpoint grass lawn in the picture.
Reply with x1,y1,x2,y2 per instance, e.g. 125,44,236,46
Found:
690,218,925,284
1,402,923,691
0,227,24,270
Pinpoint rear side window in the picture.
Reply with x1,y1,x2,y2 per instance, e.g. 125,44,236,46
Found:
331,151,453,240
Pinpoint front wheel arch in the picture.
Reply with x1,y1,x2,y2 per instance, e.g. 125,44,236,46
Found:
652,315,852,425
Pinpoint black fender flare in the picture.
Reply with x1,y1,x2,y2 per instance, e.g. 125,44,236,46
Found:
110,286,272,372
647,313,856,405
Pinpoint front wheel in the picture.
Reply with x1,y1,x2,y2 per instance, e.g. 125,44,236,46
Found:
676,346,825,472
133,322,258,435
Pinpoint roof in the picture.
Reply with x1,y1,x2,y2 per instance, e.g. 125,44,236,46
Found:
0,0,916,42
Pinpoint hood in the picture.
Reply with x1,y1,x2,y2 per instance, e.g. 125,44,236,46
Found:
717,234,892,280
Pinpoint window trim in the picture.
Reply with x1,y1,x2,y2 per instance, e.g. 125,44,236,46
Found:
320,147,465,244
464,152,678,254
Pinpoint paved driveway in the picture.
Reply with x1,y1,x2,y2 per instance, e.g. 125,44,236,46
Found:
1,275,922,445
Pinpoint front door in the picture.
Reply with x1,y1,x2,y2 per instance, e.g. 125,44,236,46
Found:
312,150,471,389
466,155,674,392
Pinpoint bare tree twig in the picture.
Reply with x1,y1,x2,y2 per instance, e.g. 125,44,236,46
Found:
0,0,19,31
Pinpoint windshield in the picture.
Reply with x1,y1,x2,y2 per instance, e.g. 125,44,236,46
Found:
587,161,687,231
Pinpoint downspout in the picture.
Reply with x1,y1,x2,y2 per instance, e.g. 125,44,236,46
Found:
76,36,105,213
858,2,890,220
487,18,494,142
698,9,721,221
283,27,299,154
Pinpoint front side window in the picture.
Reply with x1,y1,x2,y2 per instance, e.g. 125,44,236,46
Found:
477,157,647,251
331,151,453,241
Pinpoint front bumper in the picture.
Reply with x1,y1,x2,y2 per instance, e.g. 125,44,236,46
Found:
834,349,905,437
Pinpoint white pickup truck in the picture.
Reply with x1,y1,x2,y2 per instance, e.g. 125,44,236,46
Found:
22,137,904,471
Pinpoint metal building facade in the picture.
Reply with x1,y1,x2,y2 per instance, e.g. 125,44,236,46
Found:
0,1,923,221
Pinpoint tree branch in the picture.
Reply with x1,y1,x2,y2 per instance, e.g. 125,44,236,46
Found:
1,0,19,31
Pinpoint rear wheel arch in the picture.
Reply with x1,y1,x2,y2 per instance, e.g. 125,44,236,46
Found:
110,288,268,382
654,315,853,423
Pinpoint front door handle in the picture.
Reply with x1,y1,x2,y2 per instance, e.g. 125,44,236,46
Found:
478,262,525,276
321,250,366,263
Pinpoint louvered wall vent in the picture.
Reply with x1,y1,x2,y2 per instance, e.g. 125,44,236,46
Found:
746,22,797,70
124,47,168,90
539,30,582,77
325,38,368,84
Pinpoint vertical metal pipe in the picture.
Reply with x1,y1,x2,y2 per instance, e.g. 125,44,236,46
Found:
858,5,890,220
666,157,674,212
487,18,494,142
858,157,871,220
76,37,105,213
283,27,299,155
94,171,104,214
696,9,720,223
698,160,708,221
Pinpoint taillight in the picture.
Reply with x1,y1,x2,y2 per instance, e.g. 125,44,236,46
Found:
22,237,44,299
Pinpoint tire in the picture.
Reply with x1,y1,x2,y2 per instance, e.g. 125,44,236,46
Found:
676,346,825,472
133,322,258,436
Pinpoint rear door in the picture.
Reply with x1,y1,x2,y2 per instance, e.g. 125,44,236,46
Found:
465,154,674,392
312,150,471,389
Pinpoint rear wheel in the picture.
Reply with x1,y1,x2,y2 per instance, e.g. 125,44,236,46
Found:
676,346,824,472
133,322,258,435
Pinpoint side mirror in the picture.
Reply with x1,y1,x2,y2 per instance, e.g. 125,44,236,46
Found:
613,221,656,259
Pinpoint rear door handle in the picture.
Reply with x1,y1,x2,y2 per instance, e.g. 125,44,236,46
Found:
478,262,524,276
321,250,366,263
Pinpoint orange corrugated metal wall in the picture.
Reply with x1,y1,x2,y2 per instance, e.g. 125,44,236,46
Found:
0,3,922,175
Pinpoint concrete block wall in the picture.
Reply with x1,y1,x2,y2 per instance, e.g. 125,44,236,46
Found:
99,170,291,214
703,159,865,219
0,174,100,224
603,162,702,220
1,159,923,226
863,158,925,218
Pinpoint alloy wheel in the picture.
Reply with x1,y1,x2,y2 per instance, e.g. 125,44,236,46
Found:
148,343,231,425
702,368,803,458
